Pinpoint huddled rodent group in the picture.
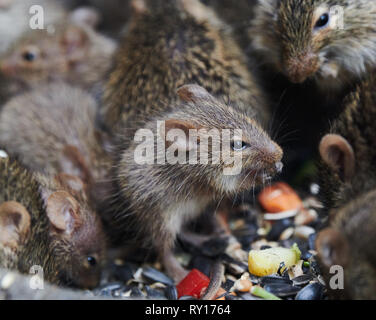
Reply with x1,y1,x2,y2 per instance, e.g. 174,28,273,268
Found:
0,0,375,299
248,0,376,299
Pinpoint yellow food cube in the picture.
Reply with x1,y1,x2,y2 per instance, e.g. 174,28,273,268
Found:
248,244,301,277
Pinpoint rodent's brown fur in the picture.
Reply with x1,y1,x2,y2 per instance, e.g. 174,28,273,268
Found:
61,0,132,37
251,0,376,91
0,18,116,99
0,156,106,289
38,172,107,289
316,73,376,299
201,0,257,51
102,0,269,134
318,73,376,211
0,157,55,275
104,85,282,281
316,189,376,299
0,83,112,207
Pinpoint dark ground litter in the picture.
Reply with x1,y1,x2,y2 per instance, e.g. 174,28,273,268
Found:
92,179,328,301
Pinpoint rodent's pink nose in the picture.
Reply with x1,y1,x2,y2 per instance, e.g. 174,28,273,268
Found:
284,52,319,83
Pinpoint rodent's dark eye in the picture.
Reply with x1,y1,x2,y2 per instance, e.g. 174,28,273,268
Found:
22,51,36,62
231,140,249,151
314,13,330,29
87,256,97,267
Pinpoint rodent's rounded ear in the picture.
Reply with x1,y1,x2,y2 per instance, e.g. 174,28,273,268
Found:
316,228,349,268
319,134,355,182
46,191,82,235
69,6,101,29
177,84,211,103
60,25,89,63
0,201,31,249
160,119,200,152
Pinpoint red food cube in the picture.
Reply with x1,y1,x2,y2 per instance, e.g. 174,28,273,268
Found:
177,269,210,299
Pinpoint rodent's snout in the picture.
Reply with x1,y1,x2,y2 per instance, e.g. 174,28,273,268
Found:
284,52,319,83
255,141,283,175
263,141,283,165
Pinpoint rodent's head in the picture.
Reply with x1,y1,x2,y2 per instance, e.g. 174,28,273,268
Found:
129,85,283,196
318,132,357,212
251,0,376,85
0,8,115,89
318,130,375,211
0,25,87,85
319,133,355,185
0,201,31,269
45,174,106,289
316,189,376,299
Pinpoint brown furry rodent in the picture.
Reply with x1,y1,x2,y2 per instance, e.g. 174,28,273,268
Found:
103,84,283,282
318,73,376,211
316,73,376,299
0,155,106,289
251,0,376,91
102,0,270,134
316,189,376,299
0,9,116,99
101,0,283,282
61,0,132,38
0,83,112,208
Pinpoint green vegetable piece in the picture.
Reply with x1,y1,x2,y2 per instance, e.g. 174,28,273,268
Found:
251,286,281,300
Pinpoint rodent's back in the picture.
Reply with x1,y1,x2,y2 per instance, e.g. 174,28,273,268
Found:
0,157,45,221
0,157,57,279
103,0,267,132
0,83,108,181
